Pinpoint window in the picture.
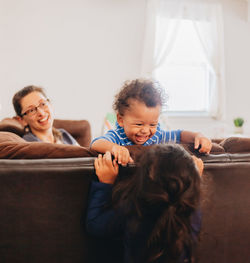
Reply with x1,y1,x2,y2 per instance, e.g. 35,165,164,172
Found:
141,0,224,119
154,19,212,115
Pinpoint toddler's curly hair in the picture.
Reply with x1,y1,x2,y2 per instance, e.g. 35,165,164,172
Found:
113,79,166,116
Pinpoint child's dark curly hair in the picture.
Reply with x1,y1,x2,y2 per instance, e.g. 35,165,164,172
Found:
113,79,166,116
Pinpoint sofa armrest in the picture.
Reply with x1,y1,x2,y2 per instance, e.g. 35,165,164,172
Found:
0,118,24,136
0,131,96,159
220,137,250,153
53,119,91,147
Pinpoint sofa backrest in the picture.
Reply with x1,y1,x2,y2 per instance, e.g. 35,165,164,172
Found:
1,125,250,262
0,158,95,263
198,161,250,263
0,118,91,147
0,155,250,263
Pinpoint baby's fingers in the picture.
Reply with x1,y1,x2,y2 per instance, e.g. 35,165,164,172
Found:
199,140,212,154
117,153,125,166
118,151,130,166
194,137,200,149
199,145,209,153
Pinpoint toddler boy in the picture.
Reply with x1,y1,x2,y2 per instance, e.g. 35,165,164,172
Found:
91,79,212,165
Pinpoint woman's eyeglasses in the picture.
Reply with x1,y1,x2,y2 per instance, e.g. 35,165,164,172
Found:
21,99,50,117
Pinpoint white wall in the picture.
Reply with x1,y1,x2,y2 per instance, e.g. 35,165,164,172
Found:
1,0,250,140
164,0,250,138
0,0,146,139
223,0,250,134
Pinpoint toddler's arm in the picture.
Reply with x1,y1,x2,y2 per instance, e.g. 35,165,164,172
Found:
91,139,133,165
180,131,212,154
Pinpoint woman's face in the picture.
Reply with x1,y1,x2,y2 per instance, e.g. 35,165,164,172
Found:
20,91,54,133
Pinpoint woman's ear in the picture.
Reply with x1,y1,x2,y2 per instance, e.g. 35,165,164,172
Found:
116,113,124,127
15,115,28,127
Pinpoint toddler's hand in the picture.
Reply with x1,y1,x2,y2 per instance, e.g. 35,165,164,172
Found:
192,155,204,177
111,145,134,166
94,151,119,184
194,134,212,154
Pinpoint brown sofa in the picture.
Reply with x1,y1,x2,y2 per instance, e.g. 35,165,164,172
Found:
0,118,249,263
0,117,91,148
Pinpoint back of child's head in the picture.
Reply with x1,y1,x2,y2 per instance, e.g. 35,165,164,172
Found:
113,144,201,263
137,144,200,206
113,79,166,116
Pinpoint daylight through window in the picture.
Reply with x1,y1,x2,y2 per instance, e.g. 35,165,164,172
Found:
154,19,214,115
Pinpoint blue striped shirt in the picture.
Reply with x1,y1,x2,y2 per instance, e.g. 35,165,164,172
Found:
91,122,182,146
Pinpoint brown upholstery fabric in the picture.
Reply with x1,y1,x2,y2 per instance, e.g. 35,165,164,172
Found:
220,137,250,153
0,158,95,263
210,142,226,153
125,142,225,162
53,119,91,147
0,132,96,159
0,117,91,147
181,142,225,155
0,117,24,136
0,129,224,161
212,138,223,144
0,156,250,262
198,163,250,263
0,131,25,143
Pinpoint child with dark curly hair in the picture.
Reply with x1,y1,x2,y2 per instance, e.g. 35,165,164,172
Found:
91,79,212,165
86,144,204,263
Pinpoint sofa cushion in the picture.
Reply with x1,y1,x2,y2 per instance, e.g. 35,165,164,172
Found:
0,118,24,136
0,132,96,159
126,142,225,162
220,137,250,153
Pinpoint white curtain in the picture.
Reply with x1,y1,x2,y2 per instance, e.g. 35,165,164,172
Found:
141,0,225,119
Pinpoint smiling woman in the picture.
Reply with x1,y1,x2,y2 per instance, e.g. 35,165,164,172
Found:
12,86,78,145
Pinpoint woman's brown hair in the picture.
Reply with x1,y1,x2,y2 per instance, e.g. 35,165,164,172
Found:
12,85,47,117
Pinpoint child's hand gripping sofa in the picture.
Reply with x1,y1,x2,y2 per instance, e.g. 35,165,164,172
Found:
0,118,249,263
